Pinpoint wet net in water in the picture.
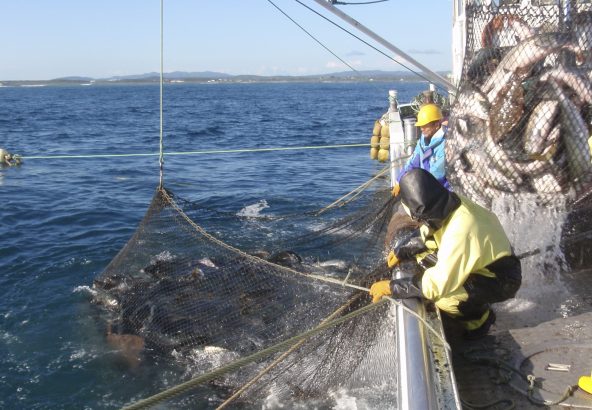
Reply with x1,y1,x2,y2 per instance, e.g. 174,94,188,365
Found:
92,184,400,407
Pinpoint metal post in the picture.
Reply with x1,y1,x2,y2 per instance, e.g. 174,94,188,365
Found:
388,90,406,187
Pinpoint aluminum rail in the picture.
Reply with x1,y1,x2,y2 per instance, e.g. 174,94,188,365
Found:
395,271,438,410
311,0,457,92
389,93,438,409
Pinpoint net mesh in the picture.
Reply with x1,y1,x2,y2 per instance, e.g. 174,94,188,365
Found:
447,2,592,208
92,184,401,407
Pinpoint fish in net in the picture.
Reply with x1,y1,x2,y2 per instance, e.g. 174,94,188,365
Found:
91,182,402,407
447,1,592,272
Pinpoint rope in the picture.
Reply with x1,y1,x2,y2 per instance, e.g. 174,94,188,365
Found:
295,0,451,94
120,299,387,410
162,187,450,350
315,165,389,214
216,293,363,409
266,0,360,73
18,143,370,160
158,0,164,188
463,347,579,408
526,375,578,407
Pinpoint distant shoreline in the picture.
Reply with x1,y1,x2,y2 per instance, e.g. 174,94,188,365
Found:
0,77,432,87
0,70,450,87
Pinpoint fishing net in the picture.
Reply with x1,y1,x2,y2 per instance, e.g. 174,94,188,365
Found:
447,1,592,272
447,1,592,206
92,181,406,407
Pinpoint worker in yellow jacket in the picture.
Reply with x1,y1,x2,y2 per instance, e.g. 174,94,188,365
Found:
370,168,521,339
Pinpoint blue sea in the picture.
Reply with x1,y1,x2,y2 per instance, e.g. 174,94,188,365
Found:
0,81,429,409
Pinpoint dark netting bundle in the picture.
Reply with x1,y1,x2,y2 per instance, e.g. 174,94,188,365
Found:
92,182,404,407
447,1,592,207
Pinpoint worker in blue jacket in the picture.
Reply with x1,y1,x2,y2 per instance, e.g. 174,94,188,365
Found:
391,103,449,196
371,168,522,339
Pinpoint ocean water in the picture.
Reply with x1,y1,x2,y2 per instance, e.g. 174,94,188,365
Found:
0,81,426,409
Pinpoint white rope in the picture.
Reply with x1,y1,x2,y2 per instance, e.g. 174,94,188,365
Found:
158,0,164,188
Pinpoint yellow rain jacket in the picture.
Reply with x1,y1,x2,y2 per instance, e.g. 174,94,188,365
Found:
398,168,515,317
419,195,513,307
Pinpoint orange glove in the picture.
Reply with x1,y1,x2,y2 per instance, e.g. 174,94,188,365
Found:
391,183,400,197
369,280,392,303
387,250,399,268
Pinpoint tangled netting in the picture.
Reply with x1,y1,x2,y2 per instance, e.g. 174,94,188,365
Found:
92,184,408,407
447,1,592,206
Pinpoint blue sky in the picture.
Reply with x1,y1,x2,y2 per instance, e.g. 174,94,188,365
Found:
1,0,453,80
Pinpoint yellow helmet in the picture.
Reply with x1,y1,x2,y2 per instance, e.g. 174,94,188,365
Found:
415,104,443,127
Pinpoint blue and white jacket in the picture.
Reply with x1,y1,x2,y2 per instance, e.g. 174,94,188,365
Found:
398,127,450,189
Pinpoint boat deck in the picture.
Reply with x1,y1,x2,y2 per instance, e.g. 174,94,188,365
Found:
449,269,592,409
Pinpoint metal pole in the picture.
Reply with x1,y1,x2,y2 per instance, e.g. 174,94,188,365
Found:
395,271,438,410
311,0,456,92
388,90,406,187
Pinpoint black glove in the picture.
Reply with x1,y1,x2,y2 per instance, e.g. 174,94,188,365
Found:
393,229,428,260
390,277,423,299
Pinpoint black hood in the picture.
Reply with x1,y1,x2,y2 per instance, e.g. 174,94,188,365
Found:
399,168,460,230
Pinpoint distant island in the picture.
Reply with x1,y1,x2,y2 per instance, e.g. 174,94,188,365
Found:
0,70,451,87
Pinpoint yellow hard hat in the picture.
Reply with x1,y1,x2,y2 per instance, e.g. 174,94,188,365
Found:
416,104,443,127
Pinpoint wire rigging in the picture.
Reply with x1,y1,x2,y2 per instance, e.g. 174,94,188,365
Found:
266,0,360,73
293,0,447,93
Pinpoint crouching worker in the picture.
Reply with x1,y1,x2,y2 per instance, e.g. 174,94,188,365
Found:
370,168,521,339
